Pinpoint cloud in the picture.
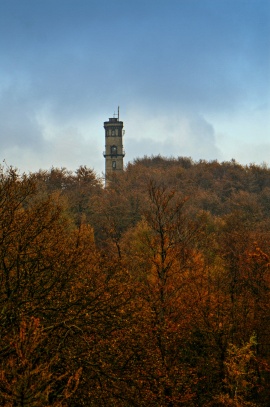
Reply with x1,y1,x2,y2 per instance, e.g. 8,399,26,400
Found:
239,143,270,166
125,110,221,164
0,84,44,150
1,123,103,175
0,0,269,173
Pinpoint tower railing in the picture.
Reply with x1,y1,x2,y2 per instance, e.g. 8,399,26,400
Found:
103,150,125,158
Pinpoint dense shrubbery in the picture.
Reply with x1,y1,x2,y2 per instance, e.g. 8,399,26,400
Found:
1,157,270,406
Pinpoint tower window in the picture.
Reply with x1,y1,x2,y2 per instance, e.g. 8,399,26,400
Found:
112,161,116,169
111,129,115,136
111,145,117,155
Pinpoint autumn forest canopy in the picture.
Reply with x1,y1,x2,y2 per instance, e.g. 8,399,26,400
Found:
1,155,270,406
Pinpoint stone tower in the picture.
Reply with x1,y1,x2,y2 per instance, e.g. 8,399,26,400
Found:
103,108,125,182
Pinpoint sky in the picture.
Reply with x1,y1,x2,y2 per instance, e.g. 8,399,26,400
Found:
0,0,269,176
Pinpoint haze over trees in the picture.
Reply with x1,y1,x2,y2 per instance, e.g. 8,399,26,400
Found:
1,156,270,406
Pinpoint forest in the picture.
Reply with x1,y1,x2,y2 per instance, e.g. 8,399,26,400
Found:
1,155,270,406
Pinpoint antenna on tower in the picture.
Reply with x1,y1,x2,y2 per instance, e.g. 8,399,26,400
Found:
118,106,120,120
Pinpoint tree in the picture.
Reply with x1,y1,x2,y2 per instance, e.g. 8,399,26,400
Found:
0,167,96,405
121,181,205,405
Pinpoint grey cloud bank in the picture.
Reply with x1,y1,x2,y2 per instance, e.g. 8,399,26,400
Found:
0,0,269,174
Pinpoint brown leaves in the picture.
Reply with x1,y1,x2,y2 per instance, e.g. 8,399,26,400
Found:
1,160,270,406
